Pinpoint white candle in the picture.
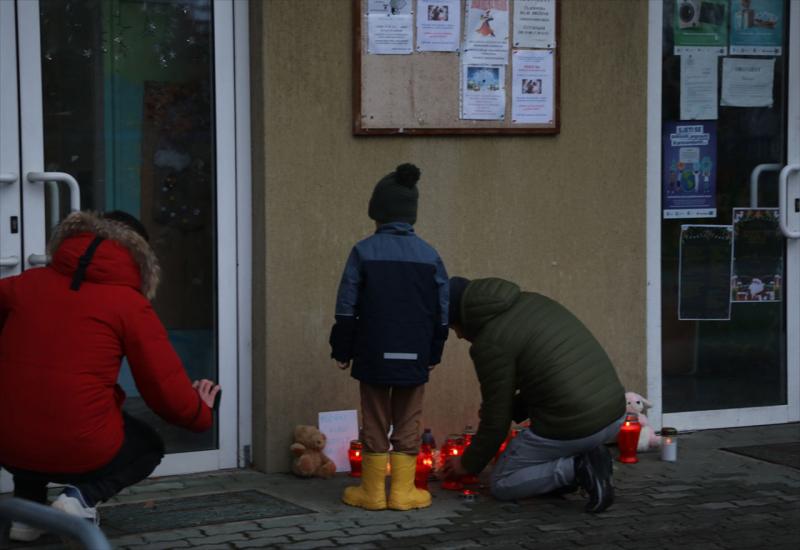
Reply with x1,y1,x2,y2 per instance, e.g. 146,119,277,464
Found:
660,428,678,462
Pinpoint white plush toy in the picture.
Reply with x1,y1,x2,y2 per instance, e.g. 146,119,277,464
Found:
625,391,661,452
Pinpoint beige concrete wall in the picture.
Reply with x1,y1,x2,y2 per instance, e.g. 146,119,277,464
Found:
251,0,649,472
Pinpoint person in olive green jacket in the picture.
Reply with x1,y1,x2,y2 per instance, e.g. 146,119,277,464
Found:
442,277,626,513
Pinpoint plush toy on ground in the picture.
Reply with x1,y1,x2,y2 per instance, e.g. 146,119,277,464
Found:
625,391,661,452
290,425,337,479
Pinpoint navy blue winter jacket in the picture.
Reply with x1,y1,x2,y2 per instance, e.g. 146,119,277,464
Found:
329,222,449,386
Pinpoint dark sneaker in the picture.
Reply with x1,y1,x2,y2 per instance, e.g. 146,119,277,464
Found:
574,445,614,513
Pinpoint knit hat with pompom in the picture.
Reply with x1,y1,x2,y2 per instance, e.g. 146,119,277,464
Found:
368,163,421,225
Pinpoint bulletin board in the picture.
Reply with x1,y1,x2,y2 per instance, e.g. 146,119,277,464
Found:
354,0,560,135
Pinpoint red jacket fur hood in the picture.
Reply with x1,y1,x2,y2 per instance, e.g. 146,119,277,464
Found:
0,211,211,473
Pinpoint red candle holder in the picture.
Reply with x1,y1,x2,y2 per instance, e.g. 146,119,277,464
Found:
440,434,464,490
617,414,641,464
348,440,363,477
415,443,434,490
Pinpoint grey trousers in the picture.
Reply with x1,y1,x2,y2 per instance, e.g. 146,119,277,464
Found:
490,415,624,501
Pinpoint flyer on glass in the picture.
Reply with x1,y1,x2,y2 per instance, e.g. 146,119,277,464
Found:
721,57,775,107
680,53,718,120
463,0,510,65
511,49,554,124
731,208,783,303
416,0,461,52
662,121,717,219
729,0,784,55
368,12,413,54
673,0,728,55
461,64,506,120
512,0,556,48
678,225,733,321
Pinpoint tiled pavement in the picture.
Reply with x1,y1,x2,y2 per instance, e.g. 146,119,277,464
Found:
3,423,799,549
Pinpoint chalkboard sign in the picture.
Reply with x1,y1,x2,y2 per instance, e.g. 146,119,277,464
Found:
678,225,733,321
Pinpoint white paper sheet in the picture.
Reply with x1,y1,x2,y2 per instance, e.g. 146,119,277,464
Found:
368,0,412,15
318,410,360,473
416,0,461,52
461,63,506,120
368,13,414,55
721,57,775,107
513,0,556,48
511,49,554,124
463,0,510,65
680,54,718,120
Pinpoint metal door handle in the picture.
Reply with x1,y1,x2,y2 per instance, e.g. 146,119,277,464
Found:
749,163,782,208
26,171,80,212
0,256,19,268
0,173,17,184
778,164,800,238
27,254,49,266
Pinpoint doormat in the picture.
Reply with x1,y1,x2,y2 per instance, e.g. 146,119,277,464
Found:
99,490,314,537
722,442,800,471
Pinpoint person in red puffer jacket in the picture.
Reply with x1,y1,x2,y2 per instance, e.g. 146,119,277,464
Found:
0,210,220,541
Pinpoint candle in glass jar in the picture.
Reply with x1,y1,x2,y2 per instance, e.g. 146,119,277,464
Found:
660,427,678,462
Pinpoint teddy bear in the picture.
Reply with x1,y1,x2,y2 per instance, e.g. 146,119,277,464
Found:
290,425,337,479
625,391,661,452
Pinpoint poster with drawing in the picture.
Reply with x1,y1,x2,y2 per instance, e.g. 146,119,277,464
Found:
731,208,783,303
663,121,717,219
461,64,506,119
463,0,510,65
511,49,554,124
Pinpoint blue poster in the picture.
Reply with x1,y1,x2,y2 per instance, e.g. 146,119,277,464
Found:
663,121,717,219
730,0,784,55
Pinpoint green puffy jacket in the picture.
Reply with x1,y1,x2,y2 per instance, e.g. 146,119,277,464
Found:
459,278,626,474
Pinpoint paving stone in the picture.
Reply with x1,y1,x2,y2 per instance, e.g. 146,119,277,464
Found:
245,526,304,538
290,529,347,541
187,533,247,545
387,526,443,538
333,533,389,545
143,528,205,542
234,536,291,548
302,519,358,531
345,524,400,536
281,541,336,549
201,521,261,535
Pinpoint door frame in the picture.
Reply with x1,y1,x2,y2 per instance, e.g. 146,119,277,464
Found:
646,0,800,431
1,0,251,488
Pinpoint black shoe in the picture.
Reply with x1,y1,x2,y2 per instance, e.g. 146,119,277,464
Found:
574,445,614,513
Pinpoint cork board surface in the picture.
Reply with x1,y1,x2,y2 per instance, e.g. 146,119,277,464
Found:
354,0,560,135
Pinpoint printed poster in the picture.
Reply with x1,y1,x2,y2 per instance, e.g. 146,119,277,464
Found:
721,57,775,107
368,0,413,55
513,0,556,48
511,49,554,124
463,0,510,65
318,410,359,473
731,208,783,303
680,53,718,120
730,0,784,55
673,0,728,55
663,121,717,219
679,225,733,321
461,64,506,120
417,0,461,52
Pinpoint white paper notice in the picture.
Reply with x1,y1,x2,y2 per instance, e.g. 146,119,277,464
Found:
680,54,718,120
368,13,413,54
318,410,360,473
461,64,506,120
513,0,556,48
721,57,775,107
368,0,412,15
417,0,461,52
463,0,510,65
511,49,554,124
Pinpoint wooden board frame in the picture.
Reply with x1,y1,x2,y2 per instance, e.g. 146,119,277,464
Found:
353,0,560,136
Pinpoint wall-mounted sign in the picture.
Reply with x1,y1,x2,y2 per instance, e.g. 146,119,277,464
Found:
663,121,717,219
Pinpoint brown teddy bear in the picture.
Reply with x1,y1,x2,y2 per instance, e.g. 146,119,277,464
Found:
290,425,337,479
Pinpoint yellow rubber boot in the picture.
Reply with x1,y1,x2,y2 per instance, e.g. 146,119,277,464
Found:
342,452,388,510
388,452,432,510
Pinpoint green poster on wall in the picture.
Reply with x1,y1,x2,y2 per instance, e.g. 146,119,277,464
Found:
674,0,729,55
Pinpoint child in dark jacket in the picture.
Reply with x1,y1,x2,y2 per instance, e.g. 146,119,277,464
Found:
330,163,449,511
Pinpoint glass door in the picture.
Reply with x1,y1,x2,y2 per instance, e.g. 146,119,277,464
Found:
657,0,799,429
1,0,239,488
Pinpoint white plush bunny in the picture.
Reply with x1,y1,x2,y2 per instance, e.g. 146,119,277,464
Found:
625,391,661,452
